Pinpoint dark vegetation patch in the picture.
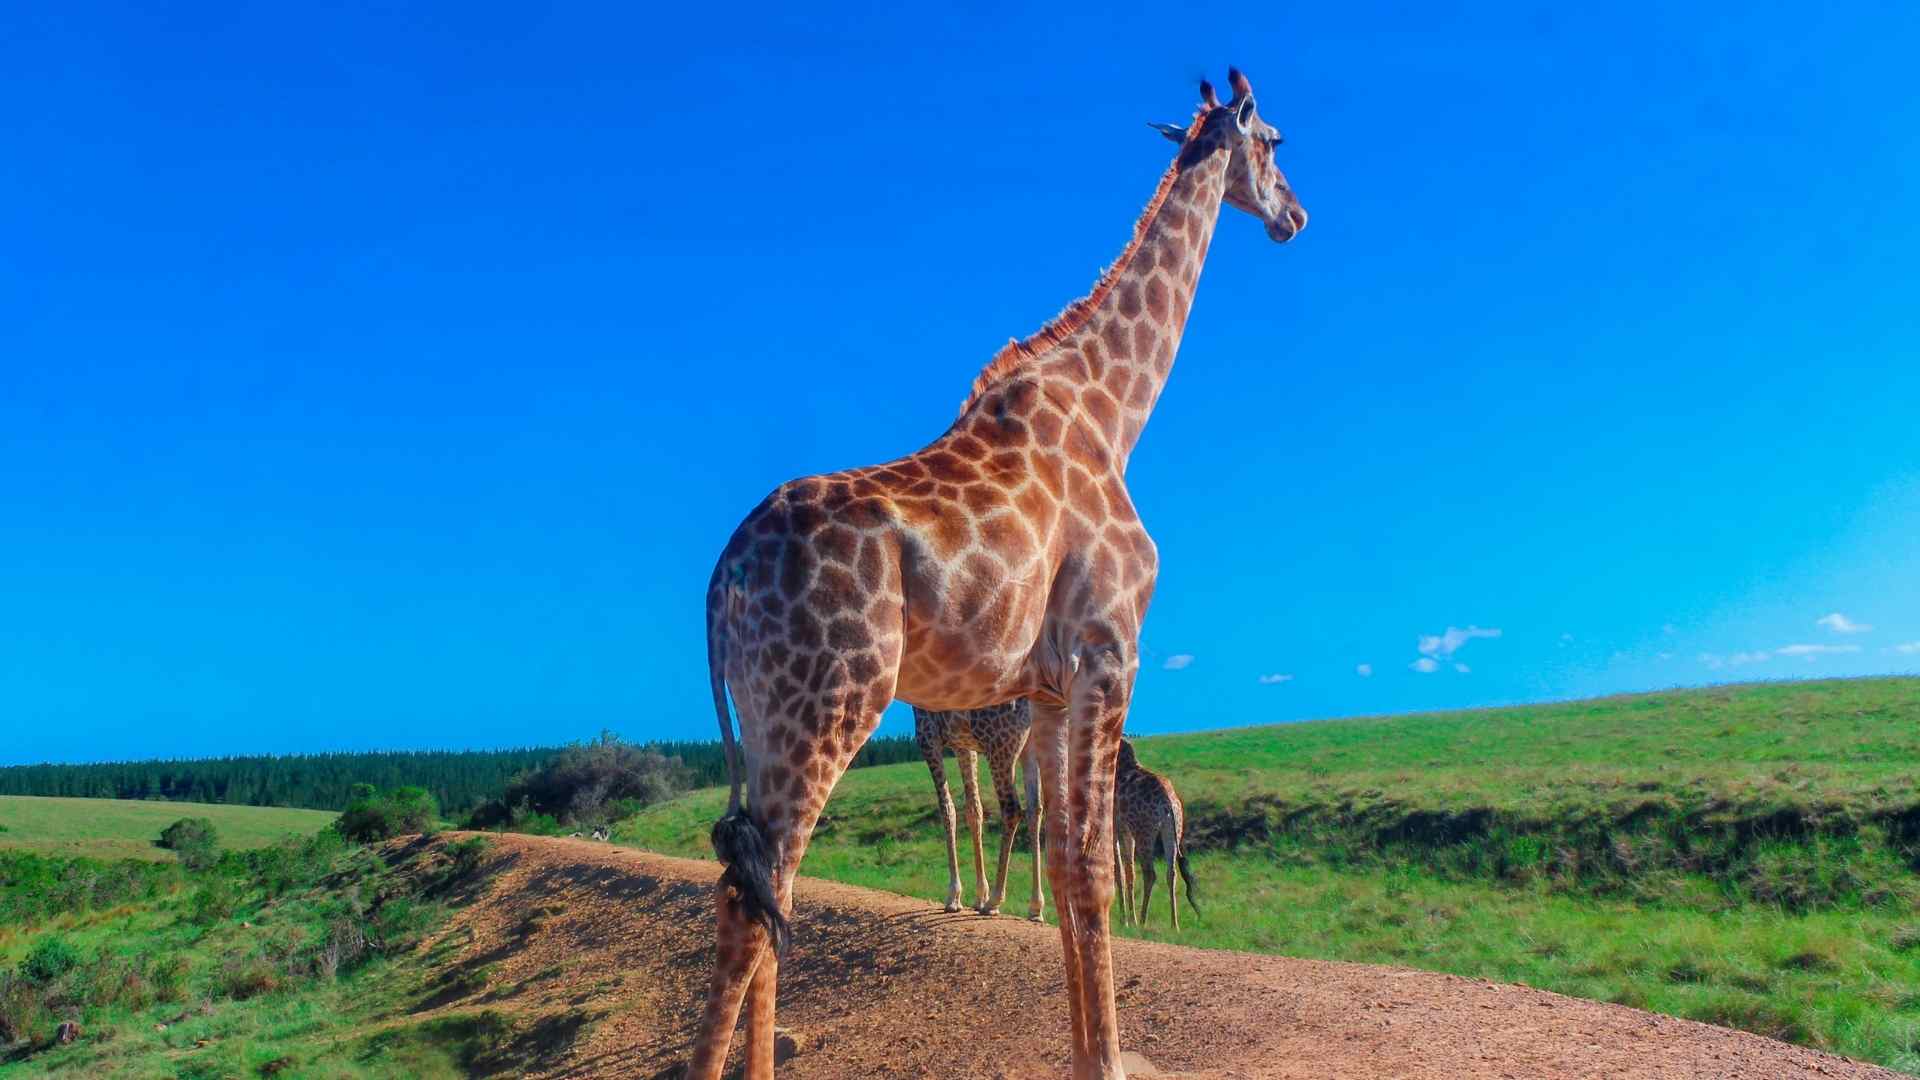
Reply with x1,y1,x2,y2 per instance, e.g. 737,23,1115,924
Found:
1181,790,1920,910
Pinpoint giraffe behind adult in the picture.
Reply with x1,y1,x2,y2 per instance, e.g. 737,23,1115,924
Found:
913,699,1045,919
690,69,1306,1080
1112,737,1199,930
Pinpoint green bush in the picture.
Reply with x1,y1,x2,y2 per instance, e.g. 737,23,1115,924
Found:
187,877,237,925
158,816,221,870
466,731,689,830
0,968,49,1044
335,785,439,843
21,936,81,984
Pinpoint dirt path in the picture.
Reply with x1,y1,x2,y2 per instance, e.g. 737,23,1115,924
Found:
413,833,1903,1080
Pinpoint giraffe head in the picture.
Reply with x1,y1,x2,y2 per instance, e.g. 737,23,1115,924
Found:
1116,737,1138,771
1154,68,1307,243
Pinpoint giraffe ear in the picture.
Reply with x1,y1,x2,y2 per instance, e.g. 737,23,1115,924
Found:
1147,122,1187,145
1233,94,1257,134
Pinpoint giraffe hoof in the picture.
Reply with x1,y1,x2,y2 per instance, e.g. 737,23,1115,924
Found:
975,905,1000,916
943,902,963,913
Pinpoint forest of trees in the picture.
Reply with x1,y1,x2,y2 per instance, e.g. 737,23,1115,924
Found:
0,735,925,815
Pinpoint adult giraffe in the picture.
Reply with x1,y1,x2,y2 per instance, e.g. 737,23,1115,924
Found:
689,69,1306,1079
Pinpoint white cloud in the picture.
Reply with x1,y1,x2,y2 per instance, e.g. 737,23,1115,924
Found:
1816,613,1872,634
1699,650,1773,670
1700,642,1864,669
1559,632,1574,644
1409,625,1499,674
1257,673,1294,685
1656,652,1675,661
1888,642,1920,655
1453,662,1470,674
1162,654,1194,671
1355,663,1373,677
1418,625,1502,659
1775,643,1861,658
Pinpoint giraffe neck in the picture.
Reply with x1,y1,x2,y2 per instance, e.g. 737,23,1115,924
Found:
1036,140,1233,467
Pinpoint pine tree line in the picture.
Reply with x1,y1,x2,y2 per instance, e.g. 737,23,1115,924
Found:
0,735,923,815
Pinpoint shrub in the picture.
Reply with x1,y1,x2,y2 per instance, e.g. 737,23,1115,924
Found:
0,969,49,1044
335,786,439,843
218,955,280,1000
149,954,190,1002
158,817,221,871
22,936,81,984
467,732,689,830
187,878,237,925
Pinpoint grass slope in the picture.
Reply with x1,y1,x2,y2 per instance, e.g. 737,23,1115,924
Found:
0,797,338,862
617,678,1920,1074
0,835,552,1078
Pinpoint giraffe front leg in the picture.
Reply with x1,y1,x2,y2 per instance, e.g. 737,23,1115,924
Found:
959,748,992,913
1023,740,1046,921
1064,648,1131,1079
1033,671,1129,1080
923,739,965,913
1030,701,1089,1060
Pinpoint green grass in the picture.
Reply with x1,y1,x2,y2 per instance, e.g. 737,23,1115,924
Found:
0,834,550,1078
0,797,338,862
617,678,1920,1074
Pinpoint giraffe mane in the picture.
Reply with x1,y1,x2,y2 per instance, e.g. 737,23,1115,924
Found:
958,107,1217,417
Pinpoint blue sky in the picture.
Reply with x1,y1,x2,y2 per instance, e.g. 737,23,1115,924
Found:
5,3,1918,765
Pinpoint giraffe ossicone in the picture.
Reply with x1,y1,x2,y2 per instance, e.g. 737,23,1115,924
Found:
687,69,1305,1080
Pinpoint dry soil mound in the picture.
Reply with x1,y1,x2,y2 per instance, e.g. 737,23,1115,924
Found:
408,833,1902,1080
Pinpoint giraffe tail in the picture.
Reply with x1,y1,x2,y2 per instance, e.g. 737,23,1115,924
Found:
707,571,743,817
707,564,790,955
1176,847,1200,917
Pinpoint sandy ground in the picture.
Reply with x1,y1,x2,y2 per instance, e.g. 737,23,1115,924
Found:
401,833,1904,1080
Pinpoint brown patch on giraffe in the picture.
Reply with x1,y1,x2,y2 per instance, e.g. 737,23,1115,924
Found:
1083,386,1120,435
1100,317,1130,363
949,433,990,460
961,482,1009,517
1133,320,1159,360
1144,274,1170,322
1028,407,1064,447
923,450,978,484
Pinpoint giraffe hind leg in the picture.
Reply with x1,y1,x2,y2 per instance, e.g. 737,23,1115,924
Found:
983,747,1024,915
684,829,777,1080
1163,818,1180,931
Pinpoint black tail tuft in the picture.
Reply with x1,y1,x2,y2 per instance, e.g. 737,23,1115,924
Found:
711,808,789,955
1176,850,1200,917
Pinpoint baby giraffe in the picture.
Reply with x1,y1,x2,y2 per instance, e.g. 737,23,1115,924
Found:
912,699,1045,920
1112,738,1198,930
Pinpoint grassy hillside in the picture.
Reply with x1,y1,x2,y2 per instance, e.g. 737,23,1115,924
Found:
0,797,338,862
617,678,1920,1074
0,834,535,1077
